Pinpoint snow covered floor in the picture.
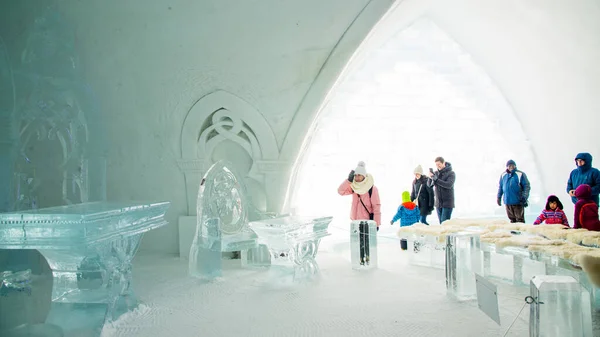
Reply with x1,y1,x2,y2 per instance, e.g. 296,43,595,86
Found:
100,227,553,337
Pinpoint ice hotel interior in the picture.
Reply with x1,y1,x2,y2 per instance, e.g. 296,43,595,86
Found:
1,0,600,336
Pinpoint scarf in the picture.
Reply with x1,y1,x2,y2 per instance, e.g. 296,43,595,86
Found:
351,174,374,195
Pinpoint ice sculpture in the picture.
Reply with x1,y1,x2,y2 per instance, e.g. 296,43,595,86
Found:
350,220,378,269
0,34,17,212
249,215,332,281
189,161,263,279
7,8,105,211
0,201,170,335
445,232,482,301
1,269,32,294
189,161,332,282
529,275,593,336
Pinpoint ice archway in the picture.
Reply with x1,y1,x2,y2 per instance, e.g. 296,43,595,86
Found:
288,18,545,226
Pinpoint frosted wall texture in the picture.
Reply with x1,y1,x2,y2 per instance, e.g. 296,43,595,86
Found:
1,0,600,254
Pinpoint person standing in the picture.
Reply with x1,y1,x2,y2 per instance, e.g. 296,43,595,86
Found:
338,161,381,265
427,157,455,223
497,159,531,223
573,184,600,231
567,153,600,205
411,165,434,225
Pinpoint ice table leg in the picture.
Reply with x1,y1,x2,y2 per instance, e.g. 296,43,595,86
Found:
529,275,593,337
265,239,323,282
39,234,143,330
445,232,482,301
350,220,378,269
241,244,271,268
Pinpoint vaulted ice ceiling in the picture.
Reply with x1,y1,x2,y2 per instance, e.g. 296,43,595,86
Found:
1,0,599,254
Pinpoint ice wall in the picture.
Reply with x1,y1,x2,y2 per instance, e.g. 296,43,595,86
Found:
2,0,599,254
0,0,392,254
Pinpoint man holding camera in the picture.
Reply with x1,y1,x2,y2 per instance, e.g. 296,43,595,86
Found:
427,157,456,224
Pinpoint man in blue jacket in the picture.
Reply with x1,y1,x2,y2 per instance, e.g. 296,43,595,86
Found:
567,152,600,205
497,160,531,223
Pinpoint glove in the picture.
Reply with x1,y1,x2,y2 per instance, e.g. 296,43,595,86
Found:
524,201,528,208
347,170,355,182
497,197,502,206
390,220,393,225
377,227,379,232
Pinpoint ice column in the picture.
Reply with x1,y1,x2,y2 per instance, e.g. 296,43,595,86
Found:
529,275,592,337
350,220,378,269
446,231,482,301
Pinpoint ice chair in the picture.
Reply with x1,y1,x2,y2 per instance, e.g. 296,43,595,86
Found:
188,161,271,279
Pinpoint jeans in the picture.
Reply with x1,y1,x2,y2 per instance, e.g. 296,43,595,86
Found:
419,215,429,225
436,207,453,224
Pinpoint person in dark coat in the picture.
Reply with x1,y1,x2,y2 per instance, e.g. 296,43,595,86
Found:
567,152,600,205
427,157,456,224
410,165,434,225
497,159,531,223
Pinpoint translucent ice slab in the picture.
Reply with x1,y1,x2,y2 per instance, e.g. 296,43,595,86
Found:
349,220,378,269
0,201,169,248
406,233,445,269
0,201,170,333
249,215,332,281
530,275,593,336
445,232,482,301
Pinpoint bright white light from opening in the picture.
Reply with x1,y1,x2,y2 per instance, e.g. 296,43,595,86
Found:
288,19,543,232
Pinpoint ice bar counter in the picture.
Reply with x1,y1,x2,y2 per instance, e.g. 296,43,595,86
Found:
0,201,170,335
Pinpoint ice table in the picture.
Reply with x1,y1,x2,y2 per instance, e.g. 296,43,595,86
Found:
249,215,332,281
0,201,170,333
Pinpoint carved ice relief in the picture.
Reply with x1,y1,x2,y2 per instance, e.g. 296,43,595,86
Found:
179,90,285,214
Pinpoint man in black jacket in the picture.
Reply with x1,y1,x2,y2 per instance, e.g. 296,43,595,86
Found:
427,157,456,224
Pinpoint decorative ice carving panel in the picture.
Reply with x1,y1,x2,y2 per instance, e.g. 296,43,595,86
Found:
178,90,287,214
6,8,99,211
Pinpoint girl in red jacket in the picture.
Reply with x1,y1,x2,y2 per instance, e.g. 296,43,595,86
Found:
533,195,569,226
574,184,600,231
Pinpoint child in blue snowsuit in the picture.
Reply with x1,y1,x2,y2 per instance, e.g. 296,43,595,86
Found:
390,191,420,227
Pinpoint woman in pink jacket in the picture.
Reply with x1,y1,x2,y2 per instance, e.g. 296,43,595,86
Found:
338,161,381,265
338,161,382,228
